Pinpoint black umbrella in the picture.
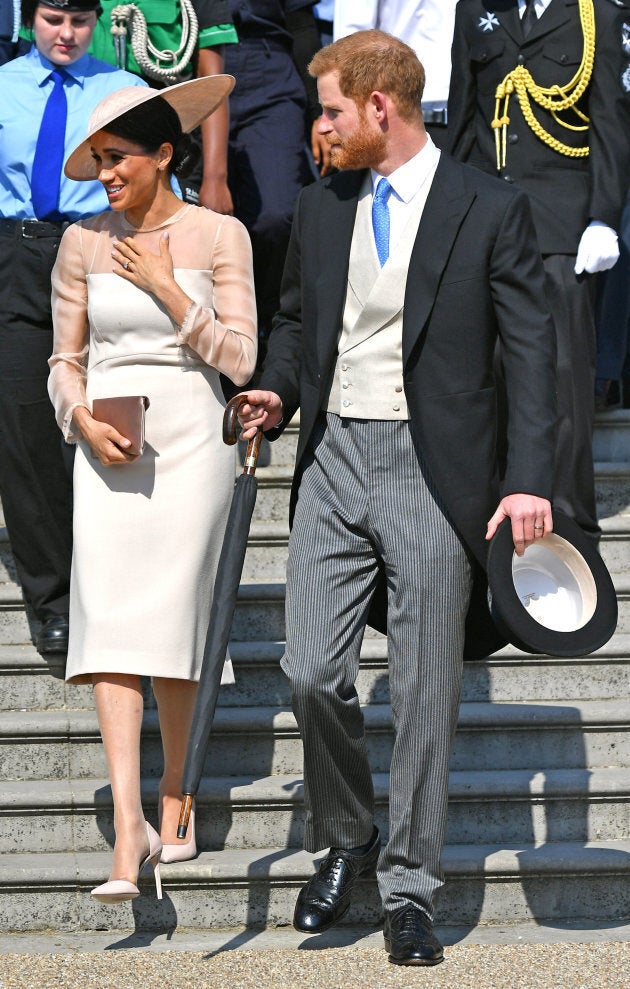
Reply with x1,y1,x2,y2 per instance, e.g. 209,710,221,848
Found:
178,394,262,837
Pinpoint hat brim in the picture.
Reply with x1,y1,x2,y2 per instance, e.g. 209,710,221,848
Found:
486,508,617,657
65,74,235,181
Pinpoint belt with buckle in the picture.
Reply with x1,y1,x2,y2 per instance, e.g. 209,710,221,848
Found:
422,105,448,126
0,218,70,239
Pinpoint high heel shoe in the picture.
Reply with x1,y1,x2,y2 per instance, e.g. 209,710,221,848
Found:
160,801,197,864
91,821,163,902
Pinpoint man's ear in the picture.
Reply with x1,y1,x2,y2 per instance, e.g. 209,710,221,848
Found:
370,91,388,123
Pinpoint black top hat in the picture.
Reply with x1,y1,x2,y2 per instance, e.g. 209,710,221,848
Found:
486,509,618,657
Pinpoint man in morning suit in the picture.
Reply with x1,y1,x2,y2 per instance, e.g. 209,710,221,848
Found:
238,30,556,966
448,0,630,545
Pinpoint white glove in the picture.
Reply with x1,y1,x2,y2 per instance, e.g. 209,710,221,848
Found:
574,220,620,274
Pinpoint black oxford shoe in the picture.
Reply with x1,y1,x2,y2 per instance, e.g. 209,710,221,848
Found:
36,615,69,654
293,828,380,933
383,905,444,966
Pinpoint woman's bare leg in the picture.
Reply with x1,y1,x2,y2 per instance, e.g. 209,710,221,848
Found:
152,676,198,845
93,673,149,881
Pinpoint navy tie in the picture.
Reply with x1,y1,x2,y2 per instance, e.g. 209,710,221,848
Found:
521,0,537,38
372,177,392,267
31,68,69,221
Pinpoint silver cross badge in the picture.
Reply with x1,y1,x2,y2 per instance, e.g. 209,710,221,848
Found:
478,12,500,32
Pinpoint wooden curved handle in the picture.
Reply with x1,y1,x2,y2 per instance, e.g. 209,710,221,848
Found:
222,394,263,475
223,394,250,446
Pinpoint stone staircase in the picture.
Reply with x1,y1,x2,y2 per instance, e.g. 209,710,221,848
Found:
1,412,630,934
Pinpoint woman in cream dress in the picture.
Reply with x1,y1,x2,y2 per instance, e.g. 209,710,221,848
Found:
48,78,257,901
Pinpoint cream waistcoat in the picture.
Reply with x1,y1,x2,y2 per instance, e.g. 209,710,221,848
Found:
325,166,436,420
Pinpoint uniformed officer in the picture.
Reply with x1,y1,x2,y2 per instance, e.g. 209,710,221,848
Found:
448,0,630,545
0,0,30,62
0,0,145,653
223,0,320,364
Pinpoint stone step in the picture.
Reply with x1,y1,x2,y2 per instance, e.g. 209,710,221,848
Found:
1,700,628,781
596,464,630,519
2,637,630,713
0,840,629,932
4,573,630,647
4,519,630,589
243,515,630,580
2,767,629,856
593,409,630,462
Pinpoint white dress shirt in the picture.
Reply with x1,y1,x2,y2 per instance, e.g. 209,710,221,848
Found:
518,0,554,17
334,0,457,105
370,136,441,253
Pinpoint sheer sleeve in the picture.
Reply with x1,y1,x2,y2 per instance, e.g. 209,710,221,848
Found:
176,214,257,386
49,222,90,443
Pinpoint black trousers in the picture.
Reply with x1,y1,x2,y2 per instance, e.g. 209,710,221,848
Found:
543,254,599,544
224,38,313,349
0,227,73,619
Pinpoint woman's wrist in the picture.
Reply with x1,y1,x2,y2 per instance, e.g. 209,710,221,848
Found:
71,405,93,440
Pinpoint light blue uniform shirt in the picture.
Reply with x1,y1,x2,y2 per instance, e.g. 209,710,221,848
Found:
313,0,334,20
0,46,147,221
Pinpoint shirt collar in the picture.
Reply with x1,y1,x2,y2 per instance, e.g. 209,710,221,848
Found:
517,0,553,15
26,45,89,88
371,135,440,205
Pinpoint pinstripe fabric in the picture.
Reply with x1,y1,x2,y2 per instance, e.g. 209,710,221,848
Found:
281,413,473,918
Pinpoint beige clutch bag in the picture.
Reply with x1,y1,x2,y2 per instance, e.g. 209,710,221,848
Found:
91,396,150,456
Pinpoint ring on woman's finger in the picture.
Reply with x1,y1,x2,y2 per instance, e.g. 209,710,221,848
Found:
534,524,544,531
123,260,131,271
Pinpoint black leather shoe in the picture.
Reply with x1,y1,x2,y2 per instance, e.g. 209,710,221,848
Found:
383,905,444,966
293,828,380,933
36,615,69,654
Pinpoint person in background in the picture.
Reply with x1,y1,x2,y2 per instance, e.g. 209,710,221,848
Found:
223,0,321,367
333,0,457,150
313,0,332,45
595,190,630,410
49,79,257,900
238,29,556,966
0,0,146,656
0,0,29,61
448,0,630,546
85,0,238,209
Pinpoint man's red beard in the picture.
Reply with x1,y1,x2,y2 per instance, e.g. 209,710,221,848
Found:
327,113,386,171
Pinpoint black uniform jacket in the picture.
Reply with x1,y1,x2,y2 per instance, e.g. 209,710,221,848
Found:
259,153,558,657
448,0,630,253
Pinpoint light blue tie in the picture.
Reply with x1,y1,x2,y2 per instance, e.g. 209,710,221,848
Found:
372,177,392,267
31,68,69,221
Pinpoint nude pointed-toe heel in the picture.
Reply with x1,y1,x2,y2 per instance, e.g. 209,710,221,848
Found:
91,821,163,902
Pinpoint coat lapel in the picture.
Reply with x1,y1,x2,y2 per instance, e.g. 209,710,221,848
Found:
402,155,477,366
489,0,522,47
314,171,363,374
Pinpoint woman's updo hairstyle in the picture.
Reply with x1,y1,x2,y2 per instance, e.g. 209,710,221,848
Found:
105,95,200,179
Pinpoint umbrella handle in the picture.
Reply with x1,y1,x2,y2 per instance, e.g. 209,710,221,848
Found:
223,394,263,476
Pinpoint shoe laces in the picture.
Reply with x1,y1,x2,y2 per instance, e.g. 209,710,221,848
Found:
397,907,429,938
321,852,346,886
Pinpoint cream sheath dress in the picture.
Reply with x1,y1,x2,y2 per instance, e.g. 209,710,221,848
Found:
48,204,257,684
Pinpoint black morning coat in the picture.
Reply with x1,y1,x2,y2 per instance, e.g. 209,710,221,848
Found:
259,153,558,659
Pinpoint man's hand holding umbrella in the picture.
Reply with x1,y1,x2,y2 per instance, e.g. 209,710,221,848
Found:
237,390,284,439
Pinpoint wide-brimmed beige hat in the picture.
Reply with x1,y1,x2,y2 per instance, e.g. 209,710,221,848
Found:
65,74,235,180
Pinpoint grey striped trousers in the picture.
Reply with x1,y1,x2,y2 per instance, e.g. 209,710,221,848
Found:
281,414,473,918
